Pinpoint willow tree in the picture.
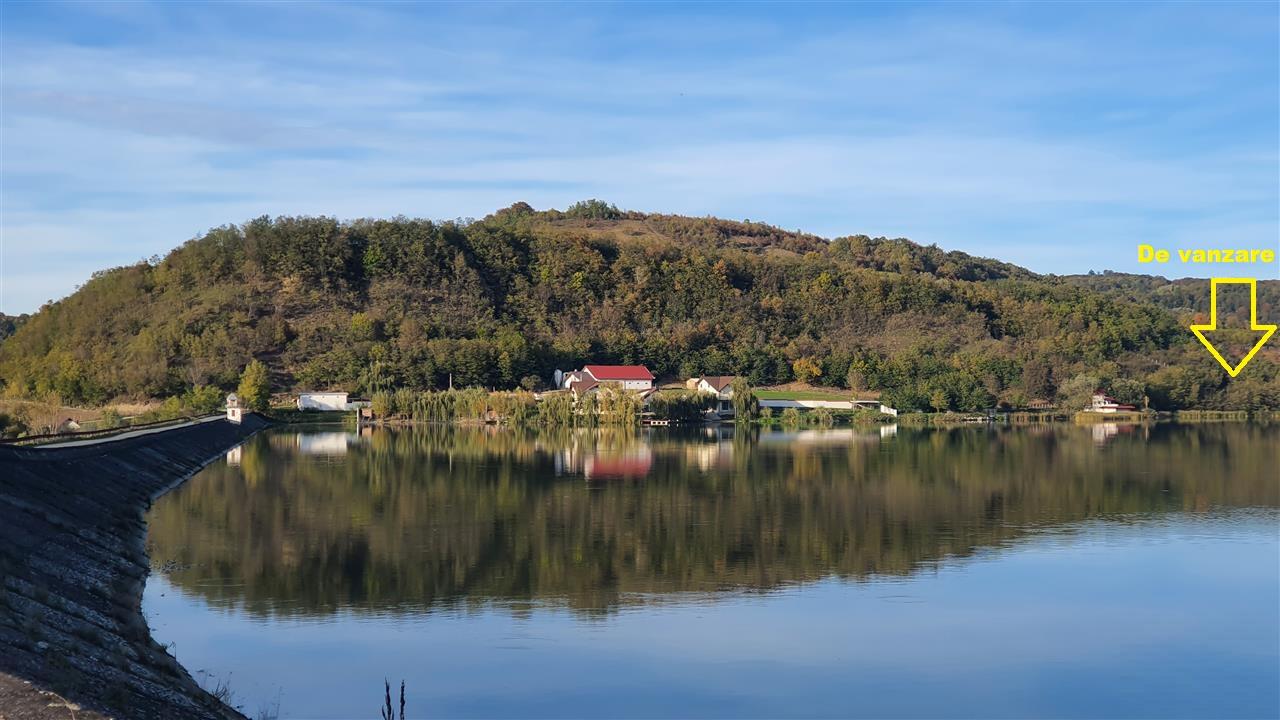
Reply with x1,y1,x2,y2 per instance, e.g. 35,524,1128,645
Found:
595,383,641,425
537,393,575,426
730,377,758,421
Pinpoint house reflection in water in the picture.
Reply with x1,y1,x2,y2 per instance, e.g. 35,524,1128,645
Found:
583,451,653,480
1090,423,1136,446
225,445,242,466
687,440,734,472
553,426,903,479
758,427,890,446
295,432,356,459
556,442,654,480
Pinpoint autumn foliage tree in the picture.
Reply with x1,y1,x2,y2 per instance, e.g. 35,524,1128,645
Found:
237,360,271,412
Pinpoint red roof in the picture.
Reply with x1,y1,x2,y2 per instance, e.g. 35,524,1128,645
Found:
583,364,654,381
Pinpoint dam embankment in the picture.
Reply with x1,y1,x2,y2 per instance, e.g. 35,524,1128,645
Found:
0,414,269,719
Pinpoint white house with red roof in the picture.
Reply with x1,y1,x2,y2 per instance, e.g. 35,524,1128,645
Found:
560,364,655,394
1087,391,1137,413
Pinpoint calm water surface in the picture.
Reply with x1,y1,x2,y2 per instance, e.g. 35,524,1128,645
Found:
143,423,1280,719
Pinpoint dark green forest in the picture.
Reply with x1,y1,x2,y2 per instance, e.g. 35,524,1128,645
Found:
2,200,1277,411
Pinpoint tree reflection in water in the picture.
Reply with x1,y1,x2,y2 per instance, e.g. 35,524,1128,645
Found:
146,423,1278,617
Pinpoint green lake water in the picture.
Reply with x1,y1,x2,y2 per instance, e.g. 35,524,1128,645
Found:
143,423,1280,719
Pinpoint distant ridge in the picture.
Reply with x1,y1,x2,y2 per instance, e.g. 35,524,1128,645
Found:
0,201,1276,411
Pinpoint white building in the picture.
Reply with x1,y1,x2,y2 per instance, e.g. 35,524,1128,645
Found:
296,391,351,411
226,393,243,424
691,375,737,414
756,398,898,417
1086,392,1136,414
560,365,655,394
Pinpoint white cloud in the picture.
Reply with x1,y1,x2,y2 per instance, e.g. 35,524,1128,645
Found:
1,2,1275,312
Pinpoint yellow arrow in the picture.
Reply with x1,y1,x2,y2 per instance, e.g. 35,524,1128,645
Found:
1189,278,1276,378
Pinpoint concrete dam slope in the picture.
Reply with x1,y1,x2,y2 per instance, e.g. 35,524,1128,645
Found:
0,414,269,720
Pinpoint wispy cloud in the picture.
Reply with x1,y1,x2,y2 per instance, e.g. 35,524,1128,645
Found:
1,1,1276,312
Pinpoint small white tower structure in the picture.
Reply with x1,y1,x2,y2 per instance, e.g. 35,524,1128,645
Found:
226,392,243,424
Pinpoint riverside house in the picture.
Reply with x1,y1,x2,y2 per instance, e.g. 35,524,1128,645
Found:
559,365,656,395
689,375,737,414
1086,392,1137,413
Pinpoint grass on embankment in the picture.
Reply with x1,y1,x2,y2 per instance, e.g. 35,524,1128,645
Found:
754,389,852,401
264,407,354,424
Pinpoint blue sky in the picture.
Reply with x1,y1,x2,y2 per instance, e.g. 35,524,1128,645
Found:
2,1,1277,314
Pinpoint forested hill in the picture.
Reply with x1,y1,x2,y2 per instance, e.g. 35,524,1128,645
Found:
1,200,1277,411
0,314,26,343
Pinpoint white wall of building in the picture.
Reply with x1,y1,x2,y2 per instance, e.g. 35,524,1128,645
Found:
297,393,350,411
758,399,898,416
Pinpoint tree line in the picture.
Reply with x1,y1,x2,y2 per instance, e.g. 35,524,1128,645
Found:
0,202,1276,412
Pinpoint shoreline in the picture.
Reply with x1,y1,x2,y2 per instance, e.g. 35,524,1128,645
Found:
320,410,1272,431
0,415,269,719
